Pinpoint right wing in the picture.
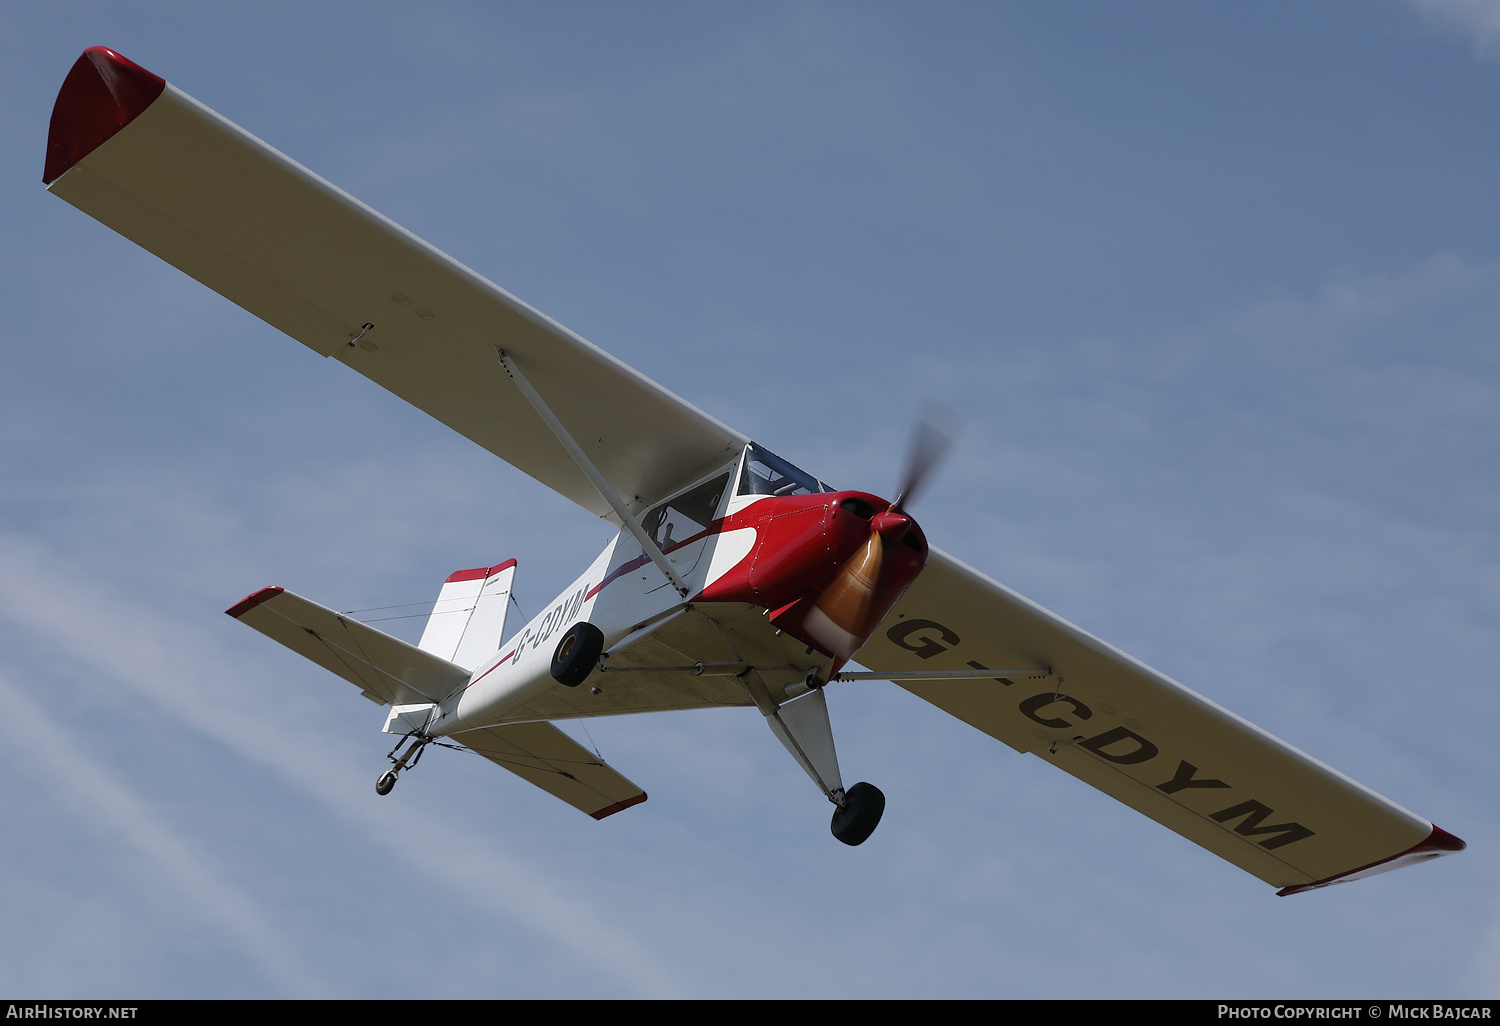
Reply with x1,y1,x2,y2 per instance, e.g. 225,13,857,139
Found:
45,47,747,520
857,549,1464,895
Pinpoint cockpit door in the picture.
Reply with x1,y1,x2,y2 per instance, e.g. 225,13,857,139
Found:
639,471,732,590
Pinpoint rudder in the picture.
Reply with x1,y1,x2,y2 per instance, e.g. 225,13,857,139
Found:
418,560,516,670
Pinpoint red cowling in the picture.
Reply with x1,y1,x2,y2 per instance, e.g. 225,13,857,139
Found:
699,491,928,668
801,509,922,664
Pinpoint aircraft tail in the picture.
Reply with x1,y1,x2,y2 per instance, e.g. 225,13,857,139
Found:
417,560,517,670
227,575,648,819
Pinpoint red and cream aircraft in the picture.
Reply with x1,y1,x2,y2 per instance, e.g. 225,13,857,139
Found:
44,46,1465,890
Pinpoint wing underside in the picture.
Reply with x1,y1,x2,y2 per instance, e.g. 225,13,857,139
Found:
858,550,1462,892
45,49,747,519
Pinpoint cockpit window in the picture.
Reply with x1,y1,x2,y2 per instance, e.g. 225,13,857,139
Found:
642,473,730,549
737,444,834,497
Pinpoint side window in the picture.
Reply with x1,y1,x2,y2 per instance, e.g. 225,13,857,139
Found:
642,474,730,549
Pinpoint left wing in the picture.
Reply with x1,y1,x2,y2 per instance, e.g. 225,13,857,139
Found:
857,549,1464,894
45,47,746,519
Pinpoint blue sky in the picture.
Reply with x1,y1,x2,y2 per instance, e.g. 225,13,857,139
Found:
3,1,1499,998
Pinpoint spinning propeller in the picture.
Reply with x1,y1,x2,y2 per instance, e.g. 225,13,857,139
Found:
803,408,957,663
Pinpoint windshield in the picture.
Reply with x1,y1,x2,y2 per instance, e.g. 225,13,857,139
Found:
737,443,834,497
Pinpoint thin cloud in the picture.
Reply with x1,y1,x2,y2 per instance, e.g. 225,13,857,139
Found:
0,533,689,997
0,671,327,996
1406,0,1500,55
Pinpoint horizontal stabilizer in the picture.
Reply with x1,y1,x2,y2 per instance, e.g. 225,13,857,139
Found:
227,586,470,707
455,721,647,819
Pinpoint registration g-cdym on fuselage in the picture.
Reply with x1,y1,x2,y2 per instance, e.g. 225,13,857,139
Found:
44,46,1465,891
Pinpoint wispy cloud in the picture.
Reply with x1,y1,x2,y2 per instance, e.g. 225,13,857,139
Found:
0,670,326,996
1405,0,1500,55
0,533,689,997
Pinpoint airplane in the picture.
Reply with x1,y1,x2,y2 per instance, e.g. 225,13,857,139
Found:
43,45,1465,892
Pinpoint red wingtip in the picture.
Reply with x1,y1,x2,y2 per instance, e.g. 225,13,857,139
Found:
1423,824,1467,853
226,586,285,618
1276,824,1466,896
589,792,648,820
44,47,165,184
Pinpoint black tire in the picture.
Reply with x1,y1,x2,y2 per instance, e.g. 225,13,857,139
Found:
830,781,886,846
551,622,605,687
376,771,398,796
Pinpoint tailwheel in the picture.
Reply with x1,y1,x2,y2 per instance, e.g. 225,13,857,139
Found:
830,781,885,846
377,731,438,796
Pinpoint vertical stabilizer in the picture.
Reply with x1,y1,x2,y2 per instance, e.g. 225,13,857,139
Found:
418,560,517,669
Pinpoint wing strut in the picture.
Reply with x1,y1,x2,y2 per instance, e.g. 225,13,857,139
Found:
832,667,1052,681
497,348,689,597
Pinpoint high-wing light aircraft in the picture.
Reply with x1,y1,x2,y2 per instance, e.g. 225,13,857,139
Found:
45,46,1465,892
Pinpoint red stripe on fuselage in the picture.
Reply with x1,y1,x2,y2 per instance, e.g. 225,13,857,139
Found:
466,649,516,689
585,520,726,600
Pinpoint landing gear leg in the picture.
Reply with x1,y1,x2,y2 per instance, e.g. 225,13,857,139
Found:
757,675,888,846
375,732,433,796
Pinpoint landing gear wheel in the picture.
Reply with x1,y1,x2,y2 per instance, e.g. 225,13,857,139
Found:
376,770,398,796
551,622,605,687
830,781,885,846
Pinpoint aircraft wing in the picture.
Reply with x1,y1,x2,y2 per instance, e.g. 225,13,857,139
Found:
857,549,1463,894
44,47,747,520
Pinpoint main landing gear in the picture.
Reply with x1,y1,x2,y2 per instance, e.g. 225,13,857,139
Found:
375,731,435,796
551,622,605,687
830,781,886,846
756,675,887,846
